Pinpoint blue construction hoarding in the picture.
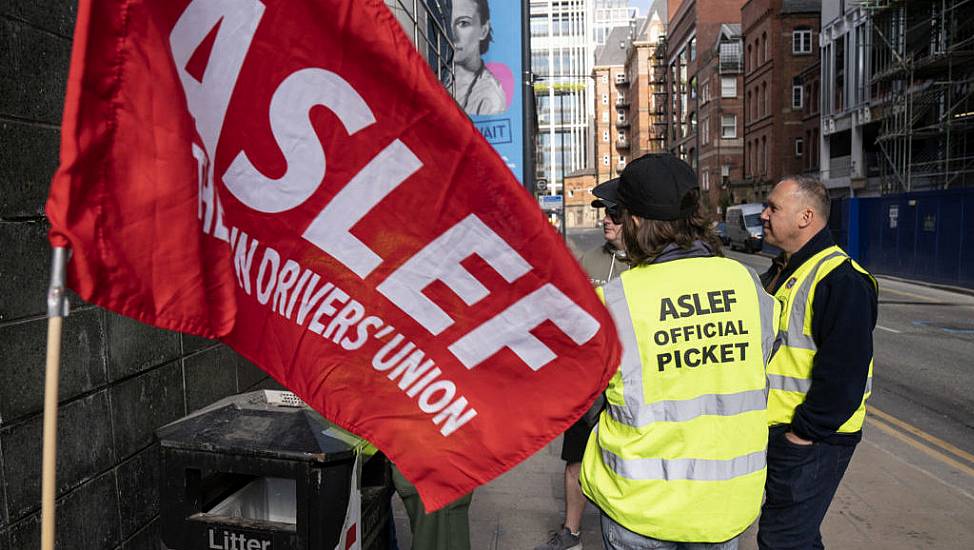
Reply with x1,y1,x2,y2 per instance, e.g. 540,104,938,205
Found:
831,188,974,289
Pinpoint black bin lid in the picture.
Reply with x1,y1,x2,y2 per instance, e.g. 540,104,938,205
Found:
156,390,362,464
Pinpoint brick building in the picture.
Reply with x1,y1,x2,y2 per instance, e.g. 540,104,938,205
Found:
625,12,667,158
741,0,821,203
593,26,634,184
651,38,669,157
695,24,745,215
663,0,748,206
797,58,821,175
564,168,599,228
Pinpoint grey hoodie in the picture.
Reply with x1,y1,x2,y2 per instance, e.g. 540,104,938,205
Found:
578,243,629,288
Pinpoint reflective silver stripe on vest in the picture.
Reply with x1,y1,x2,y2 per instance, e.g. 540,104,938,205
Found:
769,374,873,395
767,374,812,393
746,267,779,367
607,389,767,426
780,251,846,351
603,276,767,428
602,445,767,481
603,277,644,426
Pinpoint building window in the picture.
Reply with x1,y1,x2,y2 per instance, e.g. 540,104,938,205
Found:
813,129,819,165
702,170,710,191
854,23,867,105
761,82,768,116
602,154,610,166
602,94,609,105
530,16,549,38
757,139,763,175
603,130,610,142
762,32,768,62
793,82,804,109
793,28,813,54
600,74,608,84
756,140,761,176
795,137,804,158
721,164,730,179
813,81,820,114
744,141,754,176
834,35,846,112
689,37,697,61
762,136,768,174
701,79,711,104
721,77,737,98
721,115,737,138
701,117,710,144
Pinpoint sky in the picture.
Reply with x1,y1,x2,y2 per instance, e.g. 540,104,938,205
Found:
629,0,652,14
629,0,664,18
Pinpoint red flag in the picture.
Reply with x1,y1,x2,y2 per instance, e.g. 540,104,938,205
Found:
46,0,620,510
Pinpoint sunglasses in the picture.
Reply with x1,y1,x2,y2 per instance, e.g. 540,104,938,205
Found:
607,208,623,225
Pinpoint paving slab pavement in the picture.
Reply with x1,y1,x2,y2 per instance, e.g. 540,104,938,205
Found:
393,418,974,549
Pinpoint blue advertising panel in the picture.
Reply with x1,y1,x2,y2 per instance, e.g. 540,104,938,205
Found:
448,0,525,183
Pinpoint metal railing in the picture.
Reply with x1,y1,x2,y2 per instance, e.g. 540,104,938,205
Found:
719,59,743,74
719,40,743,74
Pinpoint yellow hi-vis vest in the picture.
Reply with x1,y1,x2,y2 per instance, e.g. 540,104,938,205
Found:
580,256,780,543
767,245,877,432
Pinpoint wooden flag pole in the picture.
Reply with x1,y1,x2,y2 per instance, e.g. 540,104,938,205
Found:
42,247,70,550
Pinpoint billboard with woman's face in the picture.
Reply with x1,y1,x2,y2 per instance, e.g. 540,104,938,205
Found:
449,0,525,183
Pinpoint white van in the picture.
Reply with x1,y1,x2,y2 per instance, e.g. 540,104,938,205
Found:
725,203,765,253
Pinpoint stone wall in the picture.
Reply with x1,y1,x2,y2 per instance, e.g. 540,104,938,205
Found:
0,3,271,548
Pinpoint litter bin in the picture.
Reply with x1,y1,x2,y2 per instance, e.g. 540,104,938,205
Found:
157,390,391,550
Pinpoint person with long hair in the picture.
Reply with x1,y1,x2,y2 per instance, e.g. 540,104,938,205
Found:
537,198,628,550
450,0,505,115
579,153,780,549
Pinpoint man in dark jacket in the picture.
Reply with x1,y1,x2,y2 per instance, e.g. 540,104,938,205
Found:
757,176,878,550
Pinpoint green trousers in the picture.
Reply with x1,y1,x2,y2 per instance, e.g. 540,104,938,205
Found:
391,466,473,550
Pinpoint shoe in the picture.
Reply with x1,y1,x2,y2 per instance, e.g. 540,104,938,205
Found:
533,526,582,550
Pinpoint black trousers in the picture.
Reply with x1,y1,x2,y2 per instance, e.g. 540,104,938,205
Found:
757,426,856,550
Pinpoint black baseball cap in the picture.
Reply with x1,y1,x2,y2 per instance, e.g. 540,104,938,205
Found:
591,153,699,220
590,177,620,211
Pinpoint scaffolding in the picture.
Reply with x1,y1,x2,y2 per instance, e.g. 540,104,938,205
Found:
865,0,974,192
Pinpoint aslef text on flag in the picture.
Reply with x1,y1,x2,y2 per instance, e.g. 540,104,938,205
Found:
46,0,621,510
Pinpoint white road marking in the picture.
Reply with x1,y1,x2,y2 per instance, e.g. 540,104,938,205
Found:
877,325,902,333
